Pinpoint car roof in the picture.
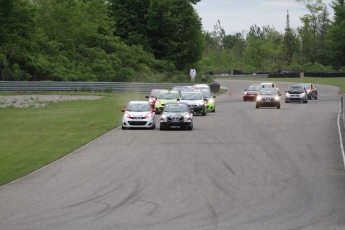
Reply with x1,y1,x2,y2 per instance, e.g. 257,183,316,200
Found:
128,101,150,104
159,90,179,93
181,91,202,94
164,101,189,106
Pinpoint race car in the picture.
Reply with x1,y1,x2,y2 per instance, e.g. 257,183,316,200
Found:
159,102,193,130
180,91,207,115
121,101,156,129
145,89,167,109
256,88,281,109
243,84,261,101
298,83,318,100
285,85,308,103
154,90,181,114
199,88,216,112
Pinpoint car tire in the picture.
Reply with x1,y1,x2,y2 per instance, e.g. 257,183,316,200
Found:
151,123,155,129
188,123,193,130
285,100,289,103
212,107,215,112
122,125,126,130
277,104,280,109
202,108,207,116
256,103,259,108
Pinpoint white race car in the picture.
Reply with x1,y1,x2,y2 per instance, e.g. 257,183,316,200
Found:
121,101,156,129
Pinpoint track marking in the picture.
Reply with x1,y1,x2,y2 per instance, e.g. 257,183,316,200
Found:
338,101,345,170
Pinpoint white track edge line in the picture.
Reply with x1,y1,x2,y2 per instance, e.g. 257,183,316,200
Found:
337,101,345,170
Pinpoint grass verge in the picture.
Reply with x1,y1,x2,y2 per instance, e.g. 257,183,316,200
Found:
0,92,145,185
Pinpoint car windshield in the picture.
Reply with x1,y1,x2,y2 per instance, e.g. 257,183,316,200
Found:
150,91,161,97
164,104,189,112
289,86,304,91
159,92,179,99
201,90,211,98
181,93,202,100
299,84,310,90
260,90,278,95
248,85,261,91
126,103,151,112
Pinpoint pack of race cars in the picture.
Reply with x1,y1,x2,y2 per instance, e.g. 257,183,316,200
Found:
243,82,318,109
121,84,216,130
121,81,319,130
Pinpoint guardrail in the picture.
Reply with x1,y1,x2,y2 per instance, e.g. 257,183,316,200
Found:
211,74,268,78
0,81,192,93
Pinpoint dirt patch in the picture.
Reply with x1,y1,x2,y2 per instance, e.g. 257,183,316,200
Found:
0,95,103,108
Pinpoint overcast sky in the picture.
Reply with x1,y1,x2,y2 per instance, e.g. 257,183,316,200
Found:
193,0,334,34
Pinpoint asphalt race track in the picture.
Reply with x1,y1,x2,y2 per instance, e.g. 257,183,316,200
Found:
1,80,345,230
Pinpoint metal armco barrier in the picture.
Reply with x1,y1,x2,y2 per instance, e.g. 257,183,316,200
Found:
0,81,193,93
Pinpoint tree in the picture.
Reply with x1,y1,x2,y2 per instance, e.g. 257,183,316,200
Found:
326,0,345,70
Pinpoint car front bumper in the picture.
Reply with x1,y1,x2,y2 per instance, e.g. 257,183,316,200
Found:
285,94,307,102
122,118,155,128
188,104,206,113
160,119,192,129
256,100,280,107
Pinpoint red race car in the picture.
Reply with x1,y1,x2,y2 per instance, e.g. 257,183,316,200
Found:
243,84,261,101
146,89,167,109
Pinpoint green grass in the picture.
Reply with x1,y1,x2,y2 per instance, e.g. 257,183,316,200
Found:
0,79,342,186
0,92,145,185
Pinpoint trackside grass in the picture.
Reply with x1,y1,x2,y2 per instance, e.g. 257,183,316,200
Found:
0,92,144,185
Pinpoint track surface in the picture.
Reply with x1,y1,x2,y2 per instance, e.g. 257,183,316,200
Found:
1,80,345,230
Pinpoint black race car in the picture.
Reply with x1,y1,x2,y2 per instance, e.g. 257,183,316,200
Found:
159,102,193,130
256,89,281,109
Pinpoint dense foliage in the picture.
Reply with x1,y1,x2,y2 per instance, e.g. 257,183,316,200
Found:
199,0,345,75
0,0,344,82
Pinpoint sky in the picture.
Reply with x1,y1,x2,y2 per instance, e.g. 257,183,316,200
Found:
193,0,334,34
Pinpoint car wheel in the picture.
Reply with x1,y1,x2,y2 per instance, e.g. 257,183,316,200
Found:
212,107,215,112
256,103,259,108
151,123,155,129
315,96,317,100
277,104,280,109
202,109,207,116
122,126,126,130
285,100,289,103
188,123,193,130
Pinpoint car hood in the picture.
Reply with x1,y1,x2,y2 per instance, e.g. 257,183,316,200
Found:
288,90,304,94
246,90,259,93
163,112,188,117
125,111,151,117
158,99,178,104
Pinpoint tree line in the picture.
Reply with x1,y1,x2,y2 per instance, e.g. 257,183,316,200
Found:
0,0,344,82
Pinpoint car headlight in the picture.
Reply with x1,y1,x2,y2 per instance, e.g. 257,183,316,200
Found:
301,93,305,97
144,113,152,118
274,96,279,101
161,114,167,120
256,95,262,101
286,93,290,96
